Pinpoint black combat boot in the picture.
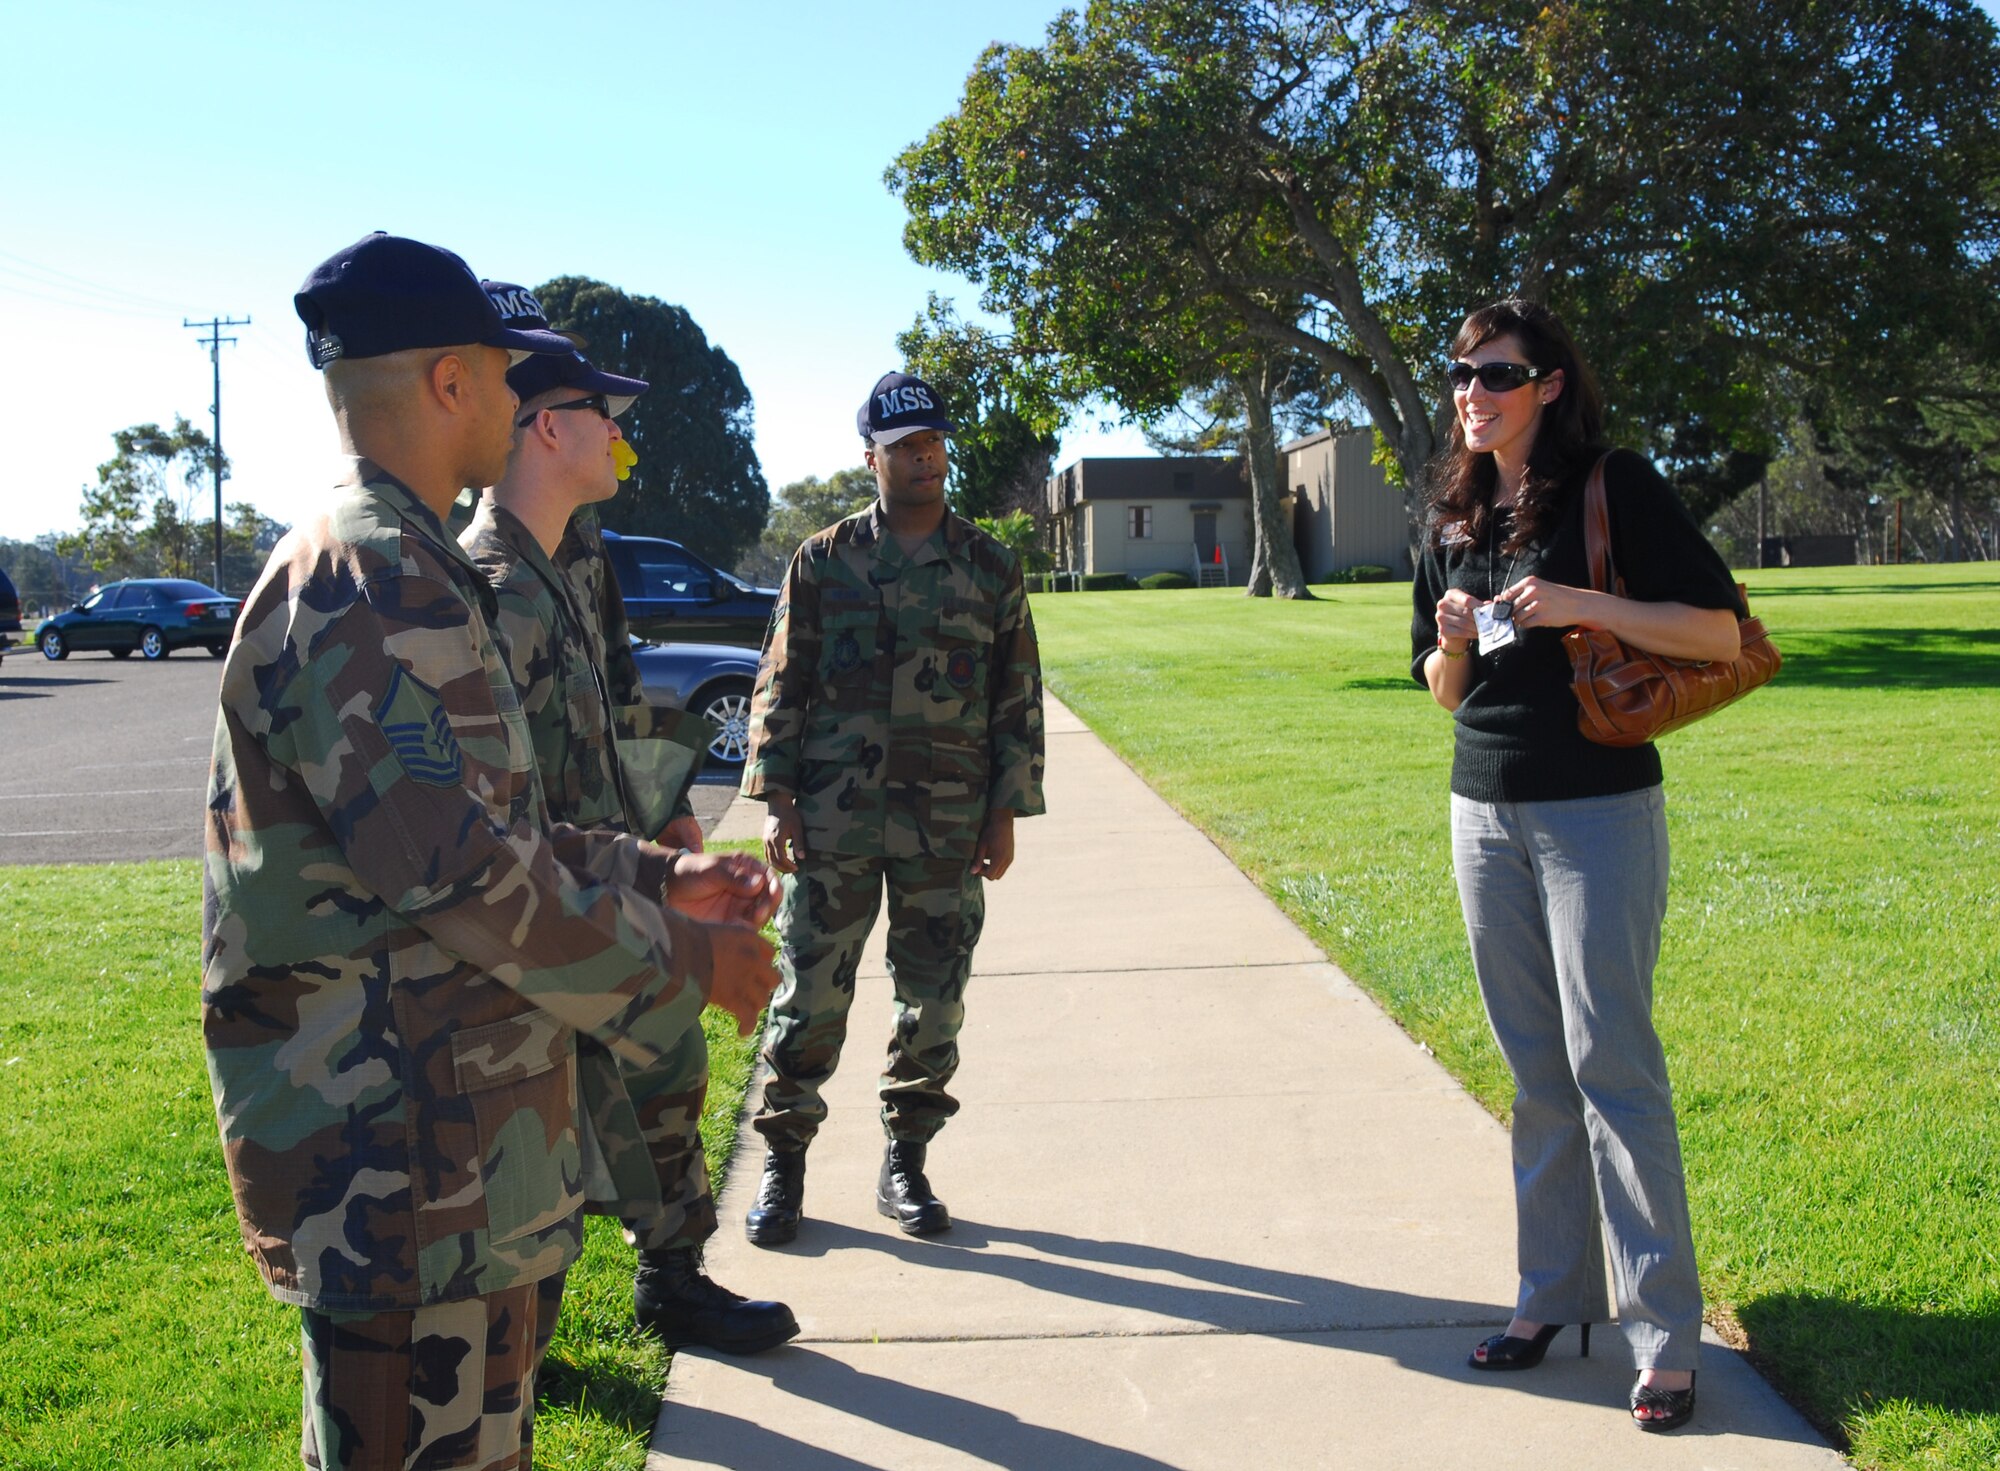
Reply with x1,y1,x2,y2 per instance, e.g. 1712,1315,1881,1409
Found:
744,1147,806,1247
633,1247,799,1355
876,1138,951,1236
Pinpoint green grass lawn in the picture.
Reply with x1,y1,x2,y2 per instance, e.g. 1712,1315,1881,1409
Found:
0,859,761,1471
4,568,1993,1468
1030,562,2000,1470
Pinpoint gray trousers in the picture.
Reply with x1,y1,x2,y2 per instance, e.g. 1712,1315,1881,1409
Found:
1451,786,1702,1371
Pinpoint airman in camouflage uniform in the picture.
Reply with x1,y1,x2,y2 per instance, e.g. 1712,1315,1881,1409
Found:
740,371,1045,1244
201,234,780,1471
460,295,794,1355
555,504,711,849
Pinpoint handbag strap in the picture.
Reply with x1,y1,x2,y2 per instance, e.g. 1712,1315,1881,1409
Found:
1580,453,1620,596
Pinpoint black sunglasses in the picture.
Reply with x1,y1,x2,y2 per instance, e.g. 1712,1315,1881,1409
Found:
1445,361,1550,394
517,393,612,428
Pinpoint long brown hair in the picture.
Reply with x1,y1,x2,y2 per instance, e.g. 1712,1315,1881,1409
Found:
1425,299,1604,554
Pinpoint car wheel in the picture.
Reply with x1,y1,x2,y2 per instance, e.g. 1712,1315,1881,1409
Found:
110,647,133,660
695,679,754,766
38,628,67,661
139,627,168,660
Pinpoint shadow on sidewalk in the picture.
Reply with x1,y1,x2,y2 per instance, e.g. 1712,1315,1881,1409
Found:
675,1224,1842,1456
661,1351,1188,1470
757,1221,1838,1443
774,1217,1504,1360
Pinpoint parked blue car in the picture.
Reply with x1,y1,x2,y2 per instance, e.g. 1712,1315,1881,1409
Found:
37,578,241,661
630,640,761,767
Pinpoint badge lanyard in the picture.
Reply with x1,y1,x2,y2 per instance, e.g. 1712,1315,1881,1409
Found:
1474,496,1523,655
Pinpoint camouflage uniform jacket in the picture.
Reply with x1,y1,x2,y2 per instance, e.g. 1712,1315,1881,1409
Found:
460,501,629,832
558,510,643,711
459,500,707,1223
556,509,704,840
201,459,716,1313
741,501,1045,859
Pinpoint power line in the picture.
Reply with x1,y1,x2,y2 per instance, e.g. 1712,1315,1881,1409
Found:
0,246,201,313
184,315,251,590
0,276,178,322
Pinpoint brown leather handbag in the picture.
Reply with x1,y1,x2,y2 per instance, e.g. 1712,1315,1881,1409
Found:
1564,456,1781,747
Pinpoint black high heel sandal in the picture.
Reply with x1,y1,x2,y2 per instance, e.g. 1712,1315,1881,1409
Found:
1466,1321,1591,1371
1630,1370,1697,1432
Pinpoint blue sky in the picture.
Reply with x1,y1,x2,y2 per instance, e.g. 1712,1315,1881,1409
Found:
0,0,1151,545
6,1,1998,549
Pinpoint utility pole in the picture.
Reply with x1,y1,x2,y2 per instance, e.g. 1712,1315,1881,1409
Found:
184,315,250,589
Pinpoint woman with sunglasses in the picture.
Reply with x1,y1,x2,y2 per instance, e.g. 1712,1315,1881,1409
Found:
1410,299,1745,1433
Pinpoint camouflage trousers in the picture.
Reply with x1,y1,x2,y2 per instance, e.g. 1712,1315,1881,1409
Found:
300,1270,564,1471
615,1023,716,1251
753,853,984,1149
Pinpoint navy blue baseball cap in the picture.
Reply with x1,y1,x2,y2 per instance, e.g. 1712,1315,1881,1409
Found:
293,233,577,369
486,279,650,418
858,371,955,444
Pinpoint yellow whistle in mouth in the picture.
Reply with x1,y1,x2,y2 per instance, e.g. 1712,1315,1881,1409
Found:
612,439,638,482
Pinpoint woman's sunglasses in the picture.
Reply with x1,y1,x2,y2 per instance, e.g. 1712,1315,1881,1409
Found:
1445,361,1550,394
517,393,612,428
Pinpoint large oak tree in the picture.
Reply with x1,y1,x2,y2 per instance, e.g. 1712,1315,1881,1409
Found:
891,0,2000,550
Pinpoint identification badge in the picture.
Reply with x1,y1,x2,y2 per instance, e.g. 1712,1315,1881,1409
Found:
1474,600,1517,655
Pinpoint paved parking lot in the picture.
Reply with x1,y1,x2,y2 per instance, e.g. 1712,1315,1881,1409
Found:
0,647,740,866
1,650,221,864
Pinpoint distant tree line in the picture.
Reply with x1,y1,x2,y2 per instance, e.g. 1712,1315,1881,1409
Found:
1710,398,2000,566
0,536,96,618
46,416,287,598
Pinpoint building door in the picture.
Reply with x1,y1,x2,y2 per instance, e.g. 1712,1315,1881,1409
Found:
1193,508,1218,567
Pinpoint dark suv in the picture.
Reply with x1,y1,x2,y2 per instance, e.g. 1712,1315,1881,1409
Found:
37,578,241,660
601,530,776,648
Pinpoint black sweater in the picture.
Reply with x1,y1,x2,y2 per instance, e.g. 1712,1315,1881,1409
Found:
1409,449,1745,803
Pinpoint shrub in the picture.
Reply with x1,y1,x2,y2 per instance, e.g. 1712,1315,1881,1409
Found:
1023,573,1049,594
1080,572,1138,591
973,510,1054,573
1138,571,1196,590
1320,563,1393,585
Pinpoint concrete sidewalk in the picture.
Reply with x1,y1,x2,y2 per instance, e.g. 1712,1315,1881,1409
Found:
654,701,1842,1469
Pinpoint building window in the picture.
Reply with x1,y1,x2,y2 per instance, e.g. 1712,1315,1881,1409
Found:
1128,505,1153,539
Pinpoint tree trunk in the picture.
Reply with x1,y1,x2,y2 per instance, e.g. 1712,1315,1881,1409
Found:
1391,419,1436,581
1236,368,1312,599
1948,450,1967,562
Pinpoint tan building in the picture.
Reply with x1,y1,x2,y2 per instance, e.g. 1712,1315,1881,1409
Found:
1043,433,1413,586
1282,428,1413,579
1043,456,1249,585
